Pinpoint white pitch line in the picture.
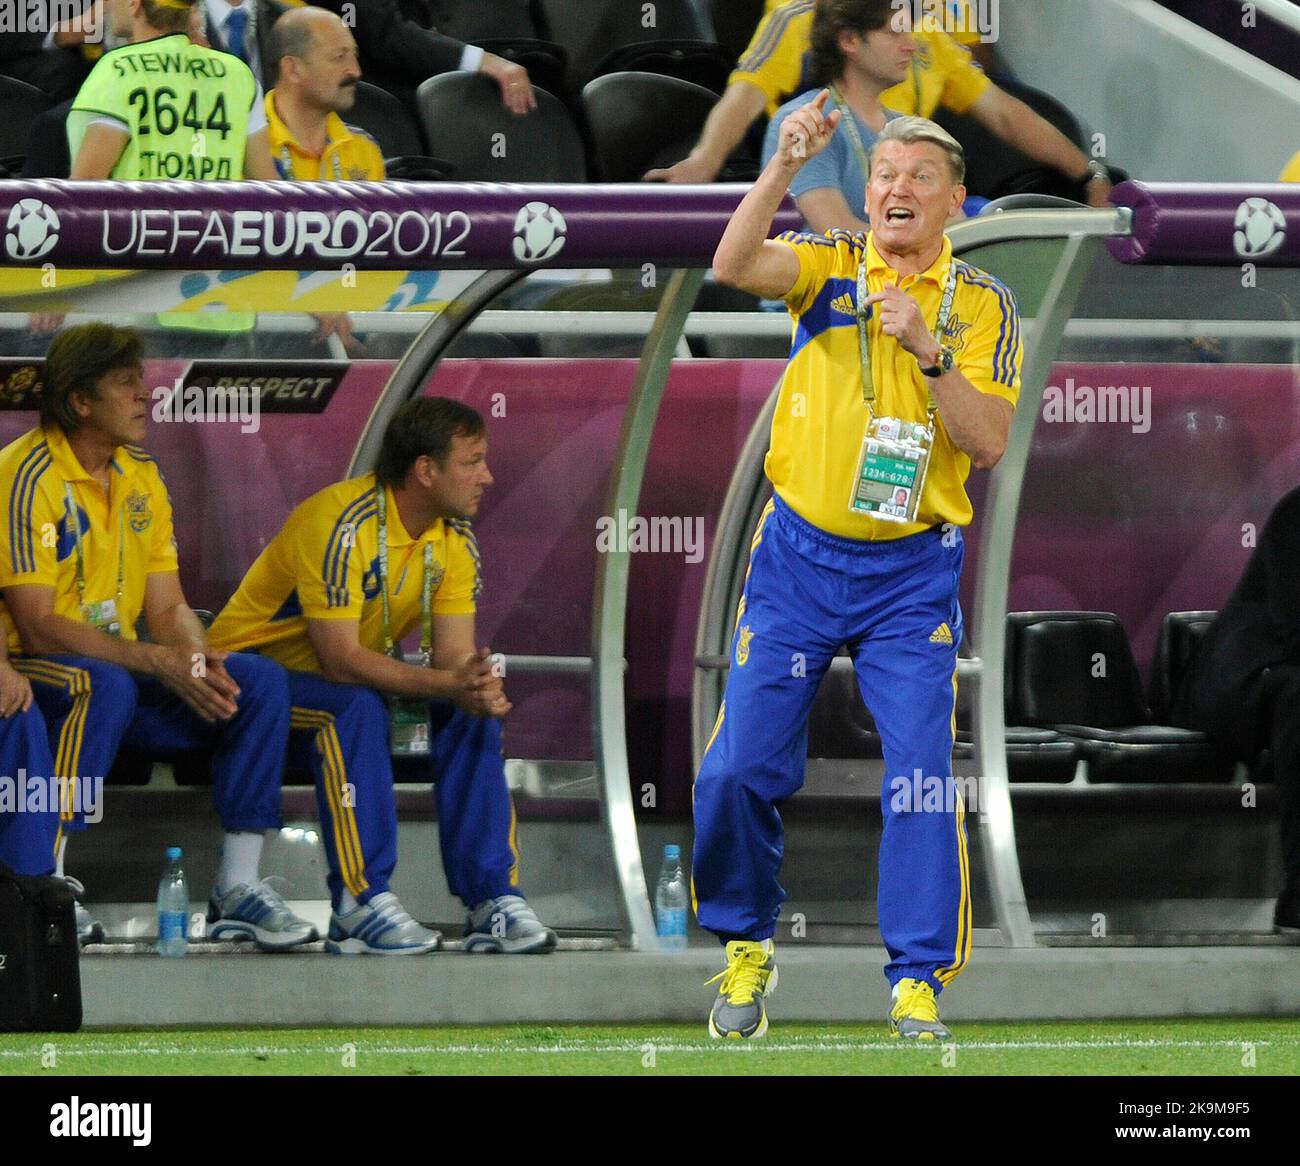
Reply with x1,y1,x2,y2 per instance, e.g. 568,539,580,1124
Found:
0,1038,1284,1058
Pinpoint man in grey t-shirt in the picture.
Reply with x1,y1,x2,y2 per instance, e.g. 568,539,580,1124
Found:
760,0,913,236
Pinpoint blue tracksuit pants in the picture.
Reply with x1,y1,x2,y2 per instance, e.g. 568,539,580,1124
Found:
286,672,520,912
0,704,59,875
17,652,289,839
693,495,972,993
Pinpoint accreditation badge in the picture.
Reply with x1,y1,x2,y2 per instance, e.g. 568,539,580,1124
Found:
849,417,934,524
82,597,122,637
388,698,431,756
387,648,432,756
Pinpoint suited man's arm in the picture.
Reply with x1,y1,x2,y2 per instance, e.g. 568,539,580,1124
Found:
313,0,466,77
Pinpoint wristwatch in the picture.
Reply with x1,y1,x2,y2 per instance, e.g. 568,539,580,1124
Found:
919,346,955,378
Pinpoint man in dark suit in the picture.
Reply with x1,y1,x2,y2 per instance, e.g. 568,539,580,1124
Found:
1176,485,1300,936
308,0,536,114
203,0,290,88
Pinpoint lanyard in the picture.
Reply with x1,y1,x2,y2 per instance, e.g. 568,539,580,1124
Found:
856,254,955,416
64,480,124,614
828,85,875,183
376,486,434,661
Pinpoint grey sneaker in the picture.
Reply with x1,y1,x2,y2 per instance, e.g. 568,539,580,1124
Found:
889,978,953,1041
207,880,318,950
706,939,778,1040
464,894,556,953
62,877,104,945
326,891,441,955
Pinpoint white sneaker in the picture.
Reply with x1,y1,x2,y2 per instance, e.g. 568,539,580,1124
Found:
465,894,557,954
208,880,318,951
325,891,441,955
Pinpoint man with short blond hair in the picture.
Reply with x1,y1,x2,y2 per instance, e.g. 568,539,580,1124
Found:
696,98,1022,1041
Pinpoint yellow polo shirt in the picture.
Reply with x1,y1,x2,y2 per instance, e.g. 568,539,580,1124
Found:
209,473,479,674
265,91,386,181
0,426,179,650
769,229,1022,540
735,3,989,117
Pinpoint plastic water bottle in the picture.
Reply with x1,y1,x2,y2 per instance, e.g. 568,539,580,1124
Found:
655,844,688,952
157,846,189,958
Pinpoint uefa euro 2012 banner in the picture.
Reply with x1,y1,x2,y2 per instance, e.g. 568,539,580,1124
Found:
0,181,803,274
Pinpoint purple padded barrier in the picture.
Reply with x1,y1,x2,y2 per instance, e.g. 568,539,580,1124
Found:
0,181,801,271
1109,180,1300,266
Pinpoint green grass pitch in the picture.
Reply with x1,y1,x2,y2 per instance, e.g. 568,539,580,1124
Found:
2,1019,1298,1075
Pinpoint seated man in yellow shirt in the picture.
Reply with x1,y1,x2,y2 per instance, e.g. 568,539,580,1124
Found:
264,5,384,181
209,398,556,956
648,0,1110,207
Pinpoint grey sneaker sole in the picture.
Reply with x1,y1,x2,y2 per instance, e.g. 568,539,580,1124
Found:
890,1020,953,1041
707,964,779,1040
325,934,440,955
209,919,318,951
464,928,557,954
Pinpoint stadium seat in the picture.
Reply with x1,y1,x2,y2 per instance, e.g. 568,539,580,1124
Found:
1006,611,1231,783
475,38,570,99
590,40,735,94
582,71,719,181
415,73,587,181
347,81,428,158
537,0,709,91
344,82,455,180
933,77,1091,201
709,0,766,65
0,76,52,175
1149,610,1217,724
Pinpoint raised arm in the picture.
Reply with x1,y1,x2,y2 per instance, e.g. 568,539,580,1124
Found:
713,90,841,299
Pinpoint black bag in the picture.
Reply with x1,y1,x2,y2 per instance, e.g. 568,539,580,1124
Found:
0,865,82,1032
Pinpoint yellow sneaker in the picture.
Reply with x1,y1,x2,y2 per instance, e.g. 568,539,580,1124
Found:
889,978,953,1041
705,939,778,1040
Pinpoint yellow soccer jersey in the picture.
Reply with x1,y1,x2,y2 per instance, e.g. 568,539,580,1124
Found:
733,2,989,118
768,229,1022,540
0,426,179,651
265,91,386,181
209,472,480,674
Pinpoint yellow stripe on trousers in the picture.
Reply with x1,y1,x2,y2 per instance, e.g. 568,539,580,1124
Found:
507,797,520,887
13,659,91,823
290,707,369,897
936,666,971,984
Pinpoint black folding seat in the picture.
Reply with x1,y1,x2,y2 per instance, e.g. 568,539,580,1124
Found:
1006,611,1231,783
416,74,587,181
582,71,718,181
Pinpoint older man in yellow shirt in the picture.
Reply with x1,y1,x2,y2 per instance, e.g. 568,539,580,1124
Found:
264,5,385,181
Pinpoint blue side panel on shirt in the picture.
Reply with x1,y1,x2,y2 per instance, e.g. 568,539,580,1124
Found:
789,276,860,362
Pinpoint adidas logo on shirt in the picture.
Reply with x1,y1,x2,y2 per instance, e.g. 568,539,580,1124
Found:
929,623,953,645
830,292,858,318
